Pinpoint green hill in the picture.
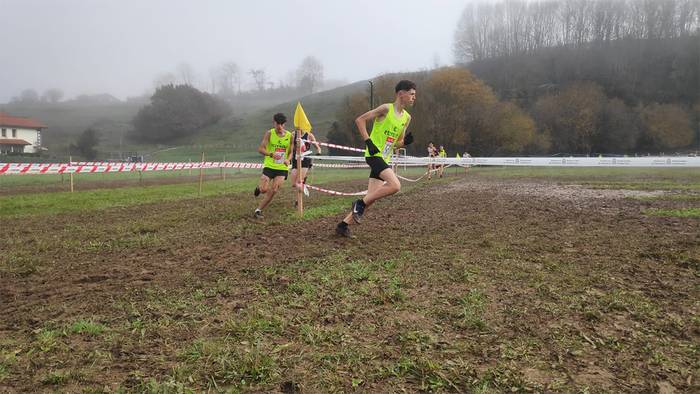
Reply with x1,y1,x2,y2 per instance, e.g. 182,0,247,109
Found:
1,81,367,162
187,81,367,149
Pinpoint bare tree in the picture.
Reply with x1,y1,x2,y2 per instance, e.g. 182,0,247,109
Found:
296,56,324,94
208,66,221,94
153,72,177,89
177,62,195,86
219,62,240,94
249,69,267,91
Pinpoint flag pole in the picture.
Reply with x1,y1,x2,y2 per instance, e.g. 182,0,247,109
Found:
296,130,304,216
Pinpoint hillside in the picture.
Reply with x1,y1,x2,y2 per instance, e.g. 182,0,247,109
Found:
187,80,367,150
0,81,367,161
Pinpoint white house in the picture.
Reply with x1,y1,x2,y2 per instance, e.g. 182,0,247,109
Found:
0,112,48,154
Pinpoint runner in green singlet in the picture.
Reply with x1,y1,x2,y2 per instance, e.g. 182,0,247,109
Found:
253,113,292,219
438,145,447,178
335,80,416,238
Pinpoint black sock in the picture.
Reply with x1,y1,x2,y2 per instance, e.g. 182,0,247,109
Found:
338,221,348,228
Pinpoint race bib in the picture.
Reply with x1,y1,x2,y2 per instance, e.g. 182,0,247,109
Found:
273,148,286,164
382,137,395,157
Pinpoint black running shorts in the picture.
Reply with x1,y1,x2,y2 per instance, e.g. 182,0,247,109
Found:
365,156,390,180
291,158,312,169
262,167,288,180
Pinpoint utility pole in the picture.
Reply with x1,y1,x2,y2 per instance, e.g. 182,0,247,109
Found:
368,80,374,110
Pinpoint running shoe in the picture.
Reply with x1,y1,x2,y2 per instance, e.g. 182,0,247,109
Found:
254,209,264,219
336,223,353,238
351,199,366,224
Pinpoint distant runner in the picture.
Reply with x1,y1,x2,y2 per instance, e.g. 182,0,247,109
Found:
253,113,292,219
438,145,447,178
335,80,416,238
427,142,437,180
290,129,321,202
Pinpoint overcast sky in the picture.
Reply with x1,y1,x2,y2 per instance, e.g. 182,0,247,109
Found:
0,0,470,103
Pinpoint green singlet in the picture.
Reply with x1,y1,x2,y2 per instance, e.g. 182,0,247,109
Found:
364,103,409,161
263,128,292,171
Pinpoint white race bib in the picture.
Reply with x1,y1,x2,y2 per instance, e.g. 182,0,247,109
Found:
382,137,395,157
273,148,286,164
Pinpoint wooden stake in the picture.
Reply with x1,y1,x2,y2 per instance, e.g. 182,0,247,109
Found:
198,152,204,196
222,155,226,181
296,131,303,216
69,155,73,192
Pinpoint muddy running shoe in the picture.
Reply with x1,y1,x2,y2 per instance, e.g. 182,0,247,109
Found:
254,209,264,219
351,199,366,224
254,187,261,197
336,222,353,238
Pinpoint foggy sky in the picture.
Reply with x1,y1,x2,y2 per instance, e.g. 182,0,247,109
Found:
0,0,469,103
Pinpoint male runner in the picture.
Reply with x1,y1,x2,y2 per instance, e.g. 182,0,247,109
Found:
438,145,447,178
335,80,416,237
253,113,292,219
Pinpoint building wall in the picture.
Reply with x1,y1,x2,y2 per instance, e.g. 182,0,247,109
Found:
0,127,40,153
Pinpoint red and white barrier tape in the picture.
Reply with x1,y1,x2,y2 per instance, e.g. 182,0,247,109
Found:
396,167,446,182
0,161,263,175
317,141,365,153
314,163,368,168
305,184,367,196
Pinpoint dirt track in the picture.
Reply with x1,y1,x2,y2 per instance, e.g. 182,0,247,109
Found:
1,176,698,392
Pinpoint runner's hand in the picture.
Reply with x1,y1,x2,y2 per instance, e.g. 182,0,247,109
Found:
403,132,414,146
365,139,380,155
284,159,290,166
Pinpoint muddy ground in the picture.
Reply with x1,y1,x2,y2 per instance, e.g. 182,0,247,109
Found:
0,174,698,393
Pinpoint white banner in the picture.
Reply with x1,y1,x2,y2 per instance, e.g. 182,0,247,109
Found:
311,155,700,167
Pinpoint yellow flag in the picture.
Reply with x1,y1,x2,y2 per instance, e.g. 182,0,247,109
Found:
294,102,312,132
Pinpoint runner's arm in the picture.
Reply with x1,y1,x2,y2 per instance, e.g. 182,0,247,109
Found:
396,115,413,148
354,104,389,141
258,131,272,157
285,133,293,166
308,132,322,154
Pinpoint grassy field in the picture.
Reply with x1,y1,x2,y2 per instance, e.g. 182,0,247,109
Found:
1,167,698,392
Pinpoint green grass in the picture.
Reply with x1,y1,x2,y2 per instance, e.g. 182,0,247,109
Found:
2,166,698,392
630,194,700,201
68,320,107,336
0,167,429,218
644,208,700,218
0,178,256,217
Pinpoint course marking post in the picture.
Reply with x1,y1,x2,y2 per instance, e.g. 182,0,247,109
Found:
296,131,303,216
222,155,226,181
198,152,204,196
69,155,74,193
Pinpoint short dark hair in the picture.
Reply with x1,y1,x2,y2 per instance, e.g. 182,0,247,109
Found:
395,80,416,93
273,113,287,124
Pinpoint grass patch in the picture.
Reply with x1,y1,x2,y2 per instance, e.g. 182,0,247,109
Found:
68,320,107,336
643,208,700,218
0,167,430,218
35,328,61,352
631,193,700,202
458,289,488,330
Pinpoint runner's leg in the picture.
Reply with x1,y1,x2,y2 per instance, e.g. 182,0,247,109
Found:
363,167,400,206
259,175,285,210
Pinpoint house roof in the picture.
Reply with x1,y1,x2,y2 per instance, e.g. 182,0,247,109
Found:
0,138,32,145
0,112,48,129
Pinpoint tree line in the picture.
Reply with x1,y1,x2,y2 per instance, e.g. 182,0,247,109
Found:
328,67,699,156
454,0,699,62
